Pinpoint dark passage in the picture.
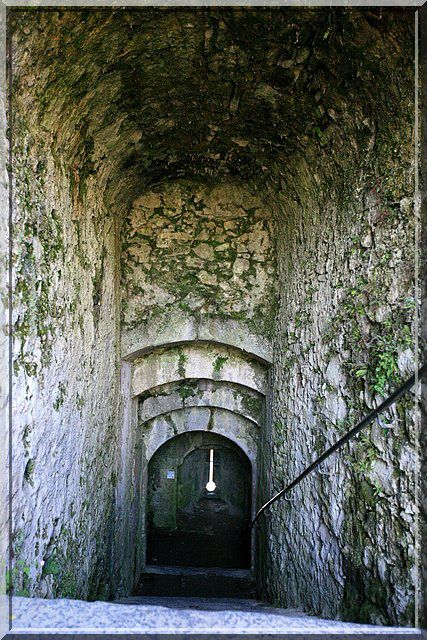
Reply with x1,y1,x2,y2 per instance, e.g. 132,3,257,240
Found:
147,431,252,569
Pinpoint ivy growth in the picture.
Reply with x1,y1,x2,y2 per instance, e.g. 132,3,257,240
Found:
212,355,228,377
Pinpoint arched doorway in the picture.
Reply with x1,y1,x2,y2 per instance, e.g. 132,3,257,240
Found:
146,431,252,569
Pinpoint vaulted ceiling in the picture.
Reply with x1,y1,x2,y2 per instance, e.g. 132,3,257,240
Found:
11,7,414,212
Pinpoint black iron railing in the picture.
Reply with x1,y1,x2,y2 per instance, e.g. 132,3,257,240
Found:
252,363,427,527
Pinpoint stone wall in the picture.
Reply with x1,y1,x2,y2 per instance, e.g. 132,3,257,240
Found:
121,180,277,342
0,2,8,630
11,120,121,600
263,151,417,625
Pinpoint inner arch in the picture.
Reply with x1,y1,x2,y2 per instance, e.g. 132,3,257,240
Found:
146,431,252,569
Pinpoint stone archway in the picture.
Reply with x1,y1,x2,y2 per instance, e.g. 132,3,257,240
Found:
146,431,252,569
116,339,267,592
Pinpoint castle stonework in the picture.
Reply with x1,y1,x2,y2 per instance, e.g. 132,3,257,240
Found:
9,7,419,627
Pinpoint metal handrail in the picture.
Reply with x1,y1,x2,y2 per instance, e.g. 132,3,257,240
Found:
252,363,427,527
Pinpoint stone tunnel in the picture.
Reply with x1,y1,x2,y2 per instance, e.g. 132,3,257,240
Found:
7,5,421,631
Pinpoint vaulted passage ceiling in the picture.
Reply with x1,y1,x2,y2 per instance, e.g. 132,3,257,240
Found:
10,7,417,624
12,7,413,212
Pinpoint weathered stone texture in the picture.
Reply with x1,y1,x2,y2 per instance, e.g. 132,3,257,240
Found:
9,6,418,627
122,181,277,338
142,407,259,470
139,380,263,425
132,343,267,396
264,176,416,624
11,123,120,600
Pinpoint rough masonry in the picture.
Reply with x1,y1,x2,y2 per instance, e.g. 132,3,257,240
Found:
9,6,418,626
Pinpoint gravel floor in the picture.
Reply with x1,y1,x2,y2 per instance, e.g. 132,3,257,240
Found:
10,596,420,635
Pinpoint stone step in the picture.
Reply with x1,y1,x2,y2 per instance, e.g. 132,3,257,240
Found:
135,565,257,599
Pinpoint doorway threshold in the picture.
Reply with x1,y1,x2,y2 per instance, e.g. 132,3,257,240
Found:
136,565,256,598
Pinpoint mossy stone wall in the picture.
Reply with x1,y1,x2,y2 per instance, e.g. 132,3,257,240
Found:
11,120,121,601
121,180,277,339
263,156,416,626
